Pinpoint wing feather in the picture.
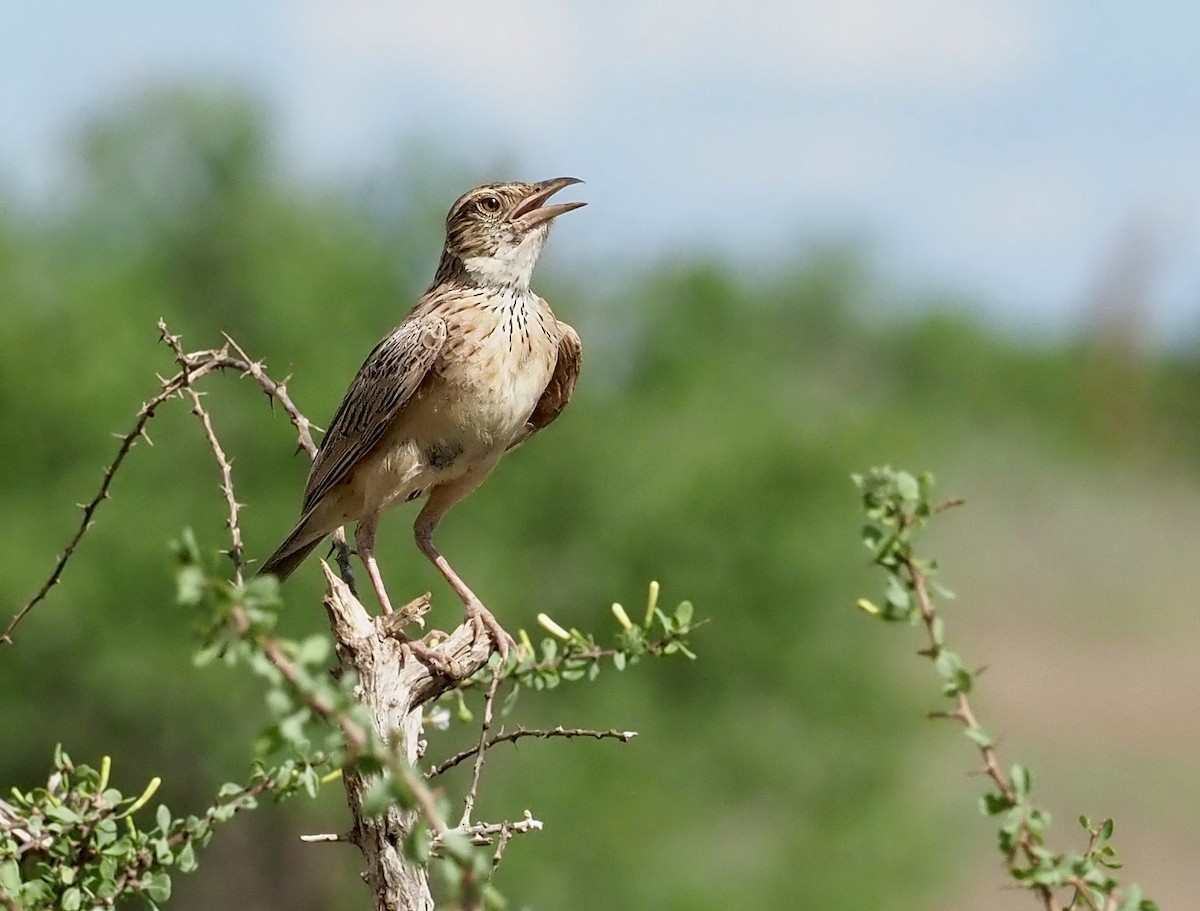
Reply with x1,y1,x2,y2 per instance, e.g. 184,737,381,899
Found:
508,321,582,451
302,315,447,512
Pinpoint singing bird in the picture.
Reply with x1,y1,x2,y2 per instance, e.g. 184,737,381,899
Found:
260,177,585,657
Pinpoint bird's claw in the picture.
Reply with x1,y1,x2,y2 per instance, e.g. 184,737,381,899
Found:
399,635,459,679
466,601,517,663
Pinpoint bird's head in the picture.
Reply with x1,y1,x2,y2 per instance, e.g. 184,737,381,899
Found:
436,177,585,291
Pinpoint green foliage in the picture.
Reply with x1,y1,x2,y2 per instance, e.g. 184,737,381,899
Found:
501,582,696,694
3,519,698,909
0,746,270,910
855,467,1157,911
3,89,1198,910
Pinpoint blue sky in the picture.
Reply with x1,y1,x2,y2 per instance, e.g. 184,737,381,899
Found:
4,1,1199,335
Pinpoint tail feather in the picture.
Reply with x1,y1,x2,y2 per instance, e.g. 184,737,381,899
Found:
258,525,326,582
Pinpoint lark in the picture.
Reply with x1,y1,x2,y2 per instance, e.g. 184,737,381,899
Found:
260,177,585,658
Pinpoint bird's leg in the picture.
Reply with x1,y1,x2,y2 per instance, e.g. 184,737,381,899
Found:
414,510,516,661
356,519,458,675
354,519,394,614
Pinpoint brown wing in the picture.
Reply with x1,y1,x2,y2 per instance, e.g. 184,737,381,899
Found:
508,321,582,451
302,314,447,512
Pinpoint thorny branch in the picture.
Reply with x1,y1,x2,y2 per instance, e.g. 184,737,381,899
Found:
899,508,1131,911
904,554,1057,910
3,320,349,648
161,336,372,756
168,328,461,855
460,668,502,826
6,322,658,910
892,499,1063,911
428,726,639,780
1,356,222,647
431,810,544,863
162,329,247,586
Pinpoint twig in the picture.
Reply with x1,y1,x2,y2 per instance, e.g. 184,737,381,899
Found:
3,322,359,648
1066,826,1105,911
156,325,370,755
161,329,246,586
427,726,638,780
460,666,501,826
218,331,320,458
299,831,354,845
2,354,221,647
214,328,352,590
904,556,1059,911
430,810,543,854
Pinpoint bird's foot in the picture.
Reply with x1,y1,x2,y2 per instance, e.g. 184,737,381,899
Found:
399,632,459,679
465,600,517,663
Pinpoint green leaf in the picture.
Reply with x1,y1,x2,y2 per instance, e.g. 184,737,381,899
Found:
44,804,82,825
930,616,945,646
176,565,207,607
1117,884,1143,911
144,871,172,903
361,780,392,817
895,471,920,502
177,841,198,873
1010,765,1030,799
1100,818,1115,841
674,601,693,627
62,885,82,911
499,683,520,716
0,859,21,896
861,524,883,549
403,824,432,864
295,635,330,666
300,765,320,799
613,651,627,671
156,804,172,833
884,576,910,611
963,726,992,748
979,792,1011,816
438,830,473,864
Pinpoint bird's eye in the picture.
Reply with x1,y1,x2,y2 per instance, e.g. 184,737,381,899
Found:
477,195,502,214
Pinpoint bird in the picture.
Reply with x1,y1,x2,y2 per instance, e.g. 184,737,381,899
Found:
259,177,585,660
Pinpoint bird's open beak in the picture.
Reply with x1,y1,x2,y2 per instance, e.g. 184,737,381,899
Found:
509,177,586,229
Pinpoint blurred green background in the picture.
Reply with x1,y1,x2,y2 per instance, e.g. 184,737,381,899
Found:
3,90,1200,911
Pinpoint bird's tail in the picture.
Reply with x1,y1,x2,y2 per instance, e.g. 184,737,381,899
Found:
258,522,326,582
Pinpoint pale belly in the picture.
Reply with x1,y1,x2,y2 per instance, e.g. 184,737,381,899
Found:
358,326,556,513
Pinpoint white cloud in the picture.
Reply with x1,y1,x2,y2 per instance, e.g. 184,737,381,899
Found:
610,0,1040,89
289,0,586,121
289,0,1042,135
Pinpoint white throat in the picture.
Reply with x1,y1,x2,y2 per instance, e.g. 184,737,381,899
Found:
461,227,548,291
